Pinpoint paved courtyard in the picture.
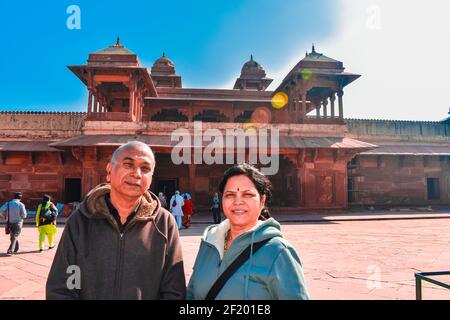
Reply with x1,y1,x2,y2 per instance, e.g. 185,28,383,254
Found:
0,213,449,300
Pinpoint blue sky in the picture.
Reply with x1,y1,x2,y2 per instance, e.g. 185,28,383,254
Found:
1,1,449,120
0,0,335,112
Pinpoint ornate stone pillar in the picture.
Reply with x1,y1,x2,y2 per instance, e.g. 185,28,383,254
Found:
330,93,336,118
93,91,98,113
322,99,328,118
189,164,196,204
296,166,303,207
338,90,344,119
128,81,135,121
87,90,93,114
315,102,320,119
300,91,307,122
136,85,142,122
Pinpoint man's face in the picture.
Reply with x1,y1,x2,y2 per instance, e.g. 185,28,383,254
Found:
107,146,155,199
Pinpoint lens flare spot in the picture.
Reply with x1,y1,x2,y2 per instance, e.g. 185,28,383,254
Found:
251,107,271,124
271,92,288,109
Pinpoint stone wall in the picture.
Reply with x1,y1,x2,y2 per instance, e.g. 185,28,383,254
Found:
0,111,85,138
0,151,82,208
345,118,449,142
349,155,450,206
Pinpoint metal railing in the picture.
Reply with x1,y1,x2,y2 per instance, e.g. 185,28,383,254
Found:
414,271,450,300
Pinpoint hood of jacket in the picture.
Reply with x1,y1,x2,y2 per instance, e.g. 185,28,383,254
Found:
78,183,159,226
202,217,283,260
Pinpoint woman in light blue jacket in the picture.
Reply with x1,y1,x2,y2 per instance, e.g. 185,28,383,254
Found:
187,163,309,300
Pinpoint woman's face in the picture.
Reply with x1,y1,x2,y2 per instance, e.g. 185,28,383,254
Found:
222,175,266,232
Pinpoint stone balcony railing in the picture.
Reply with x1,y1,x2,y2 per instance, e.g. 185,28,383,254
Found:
85,112,131,121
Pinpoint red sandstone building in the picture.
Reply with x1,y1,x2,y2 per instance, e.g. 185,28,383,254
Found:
0,39,449,211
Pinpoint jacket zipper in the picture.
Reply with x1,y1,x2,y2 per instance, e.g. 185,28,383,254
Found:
112,220,124,299
112,219,140,299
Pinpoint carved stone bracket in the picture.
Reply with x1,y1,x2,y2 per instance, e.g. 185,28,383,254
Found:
298,149,306,165
71,146,84,162
58,152,65,165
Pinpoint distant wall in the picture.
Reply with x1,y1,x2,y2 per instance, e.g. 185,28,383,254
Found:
349,154,450,206
0,111,85,138
345,119,449,142
0,151,82,208
0,111,86,130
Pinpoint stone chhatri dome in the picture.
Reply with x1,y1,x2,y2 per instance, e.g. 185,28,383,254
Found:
234,54,272,90
300,44,344,71
151,52,176,76
87,37,139,67
240,54,267,78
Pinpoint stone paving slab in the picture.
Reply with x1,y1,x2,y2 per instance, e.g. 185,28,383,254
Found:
0,213,449,300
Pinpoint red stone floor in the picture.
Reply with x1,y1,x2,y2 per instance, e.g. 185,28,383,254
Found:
0,215,449,300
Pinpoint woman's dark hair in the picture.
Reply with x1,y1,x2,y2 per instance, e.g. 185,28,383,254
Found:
41,194,51,206
219,163,272,221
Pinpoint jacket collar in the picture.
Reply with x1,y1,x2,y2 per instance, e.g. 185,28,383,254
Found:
80,183,159,222
203,219,265,260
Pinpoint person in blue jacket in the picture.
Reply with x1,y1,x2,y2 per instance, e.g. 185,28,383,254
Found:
187,163,309,300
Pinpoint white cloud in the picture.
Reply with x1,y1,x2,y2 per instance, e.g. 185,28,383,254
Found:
272,0,450,121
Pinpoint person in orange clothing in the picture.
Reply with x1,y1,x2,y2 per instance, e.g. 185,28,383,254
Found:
181,193,193,229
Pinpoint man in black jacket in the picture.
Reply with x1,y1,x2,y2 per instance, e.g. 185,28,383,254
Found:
46,141,186,299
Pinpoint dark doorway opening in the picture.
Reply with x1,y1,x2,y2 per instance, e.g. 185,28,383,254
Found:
64,178,81,203
347,177,354,203
156,179,178,201
427,178,440,200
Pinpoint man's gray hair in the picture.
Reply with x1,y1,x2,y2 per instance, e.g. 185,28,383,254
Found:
110,141,155,165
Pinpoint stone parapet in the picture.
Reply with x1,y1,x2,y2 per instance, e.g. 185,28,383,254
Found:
82,120,349,137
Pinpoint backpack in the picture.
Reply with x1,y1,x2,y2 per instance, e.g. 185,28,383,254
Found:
38,203,57,224
43,209,57,222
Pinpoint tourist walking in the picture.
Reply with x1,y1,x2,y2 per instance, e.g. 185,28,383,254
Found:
182,193,193,229
210,192,221,224
0,192,27,255
158,192,168,209
169,190,184,229
36,195,58,251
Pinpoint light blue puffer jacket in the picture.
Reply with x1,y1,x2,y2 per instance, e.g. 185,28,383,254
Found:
187,218,309,300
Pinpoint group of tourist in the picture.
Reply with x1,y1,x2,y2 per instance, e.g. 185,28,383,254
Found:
0,193,58,256
158,190,194,229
